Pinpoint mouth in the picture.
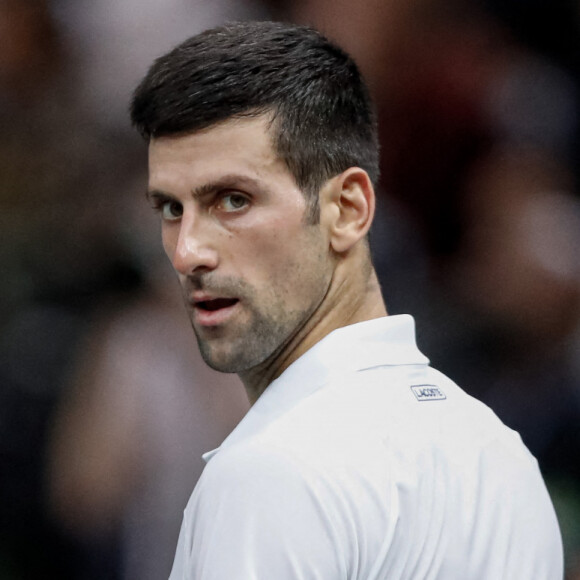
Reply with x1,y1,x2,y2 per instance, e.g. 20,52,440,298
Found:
192,297,240,326
196,298,239,311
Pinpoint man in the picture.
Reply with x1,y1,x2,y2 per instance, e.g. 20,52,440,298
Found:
130,21,563,579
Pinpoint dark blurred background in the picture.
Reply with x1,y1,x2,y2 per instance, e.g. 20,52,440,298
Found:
1,1,579,578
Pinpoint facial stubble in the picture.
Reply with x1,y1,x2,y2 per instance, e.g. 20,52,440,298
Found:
186,245,333,375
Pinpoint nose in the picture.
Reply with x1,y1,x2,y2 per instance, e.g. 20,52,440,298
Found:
168,214,219,276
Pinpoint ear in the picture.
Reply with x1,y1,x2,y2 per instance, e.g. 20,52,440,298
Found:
321,167,375,253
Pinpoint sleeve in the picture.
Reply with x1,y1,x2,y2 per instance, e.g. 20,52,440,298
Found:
168,519,187,580
466,432,564,580
176,440,349,580
504,453,564,580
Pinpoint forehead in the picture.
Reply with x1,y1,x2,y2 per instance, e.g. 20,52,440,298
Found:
148,116,283,185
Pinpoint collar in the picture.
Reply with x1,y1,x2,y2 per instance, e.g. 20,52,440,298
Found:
203,314,428,463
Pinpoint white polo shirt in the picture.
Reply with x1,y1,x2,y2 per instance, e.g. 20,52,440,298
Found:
169,315,563,579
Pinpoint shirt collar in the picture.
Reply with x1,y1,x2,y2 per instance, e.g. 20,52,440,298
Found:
203,314,428,462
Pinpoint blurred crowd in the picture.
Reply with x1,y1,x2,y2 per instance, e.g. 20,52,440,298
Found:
1,1,579,578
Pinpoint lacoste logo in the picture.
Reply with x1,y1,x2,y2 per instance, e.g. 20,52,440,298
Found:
411,384,446,401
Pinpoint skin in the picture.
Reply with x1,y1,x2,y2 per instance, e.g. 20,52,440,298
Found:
147,115,386,403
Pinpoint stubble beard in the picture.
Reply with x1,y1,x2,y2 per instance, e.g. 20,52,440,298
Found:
193,307,298,374
184,276,311,375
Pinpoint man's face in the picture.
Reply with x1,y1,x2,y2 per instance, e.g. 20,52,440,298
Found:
147,116,334,374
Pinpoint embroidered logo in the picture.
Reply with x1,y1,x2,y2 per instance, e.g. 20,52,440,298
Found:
411,384,446,402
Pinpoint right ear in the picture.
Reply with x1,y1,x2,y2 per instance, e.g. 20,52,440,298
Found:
319,167,375,254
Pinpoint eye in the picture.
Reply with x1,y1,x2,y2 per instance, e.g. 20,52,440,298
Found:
160,200,183,221
218,193,249,212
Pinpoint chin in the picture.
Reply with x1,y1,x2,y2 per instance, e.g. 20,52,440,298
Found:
197,336,277,375
197,341,247,374
198,349,236,373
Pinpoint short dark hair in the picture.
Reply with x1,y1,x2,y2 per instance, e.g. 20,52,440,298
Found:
130,21,379,221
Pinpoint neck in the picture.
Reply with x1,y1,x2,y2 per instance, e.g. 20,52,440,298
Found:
239,256,387,404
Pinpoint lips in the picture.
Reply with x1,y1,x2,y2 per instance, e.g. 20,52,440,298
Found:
192,296,240,327
196,298,239,311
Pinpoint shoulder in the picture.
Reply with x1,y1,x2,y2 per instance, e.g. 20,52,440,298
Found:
200,437,317,494
181,439,351,579
193,434,355,518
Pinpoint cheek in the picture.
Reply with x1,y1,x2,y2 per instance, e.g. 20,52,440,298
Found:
248,229,329,296
161,226,178,261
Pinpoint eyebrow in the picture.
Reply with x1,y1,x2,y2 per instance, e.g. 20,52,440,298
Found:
146,174,265,201
145,188,167,202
